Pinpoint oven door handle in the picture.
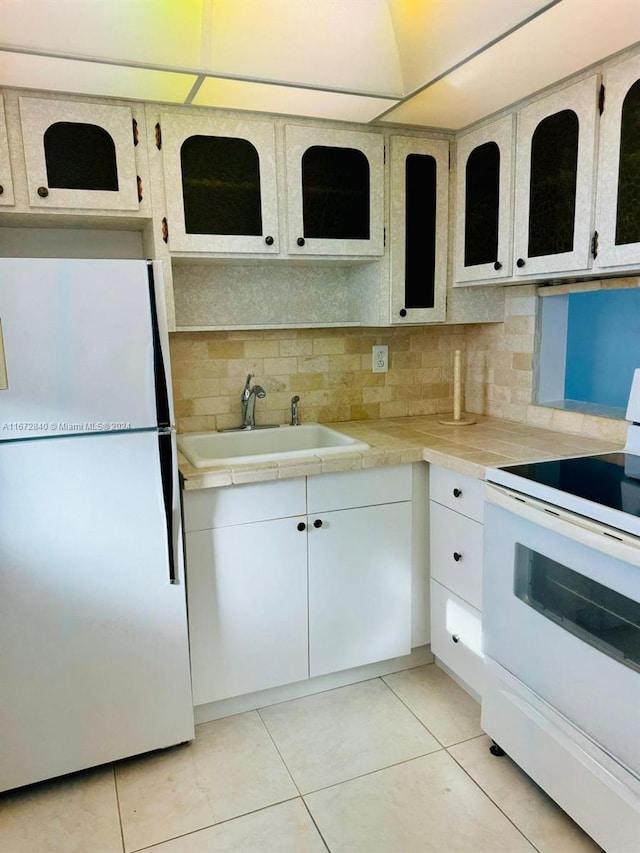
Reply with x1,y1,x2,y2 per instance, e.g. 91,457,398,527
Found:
485,484,640,568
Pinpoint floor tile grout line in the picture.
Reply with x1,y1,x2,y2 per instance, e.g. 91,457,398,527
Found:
301,798,333,853
255,705,306,798
111,762,127,853
445,743,543,853
128,795,303,853
379,666,455,751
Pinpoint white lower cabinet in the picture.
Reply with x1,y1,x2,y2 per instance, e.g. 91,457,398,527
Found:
184,466,414,705
429,466,485,696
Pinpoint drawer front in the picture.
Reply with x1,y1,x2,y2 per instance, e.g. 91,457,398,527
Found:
307,464,412,513
430,502,483,609
429,465,484,521
183,478,306,531
430,579,484,696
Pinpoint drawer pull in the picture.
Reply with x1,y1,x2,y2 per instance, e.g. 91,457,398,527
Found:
313,518,323,528
452,634,460,644
453,488,462,498
453,552,462,562
297,522,306,532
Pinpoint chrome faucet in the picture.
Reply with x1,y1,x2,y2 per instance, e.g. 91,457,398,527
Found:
290,395,300,426
241,374,266,429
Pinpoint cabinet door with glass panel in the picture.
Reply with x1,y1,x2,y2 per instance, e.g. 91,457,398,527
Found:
161,113,279,254
390,136,448,323
284,125,384,256
595,52,640,270
454,115,514,284
18,97,141,211
513,76,599,278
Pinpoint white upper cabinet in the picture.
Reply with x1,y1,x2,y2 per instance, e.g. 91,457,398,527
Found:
454,115,514,284
0,96,15,206
389,136,448,323
284,125,384,256
513,76,599,278
160,113,279,254
18,97,141,211
594,53,640,270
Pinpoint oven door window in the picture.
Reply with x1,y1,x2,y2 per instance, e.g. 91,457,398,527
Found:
514,545,640,672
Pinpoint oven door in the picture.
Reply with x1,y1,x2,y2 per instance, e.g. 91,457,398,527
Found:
483,484,640,778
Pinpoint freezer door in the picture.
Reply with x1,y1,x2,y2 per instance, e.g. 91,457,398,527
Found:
0,430,194,792
0,258,170,439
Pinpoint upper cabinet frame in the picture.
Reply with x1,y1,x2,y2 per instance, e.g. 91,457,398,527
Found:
18,97,140,211
454,114,514,284
160,113,279,254
513,75,599,278
594,53,640,270
0,95,15,207
284,125,384,257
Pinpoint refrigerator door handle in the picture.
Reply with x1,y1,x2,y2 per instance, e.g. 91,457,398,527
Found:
0,319,8,390
146,262,171,429
158,431,178,584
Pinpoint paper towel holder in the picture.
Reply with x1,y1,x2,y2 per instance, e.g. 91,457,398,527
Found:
438,349,476,426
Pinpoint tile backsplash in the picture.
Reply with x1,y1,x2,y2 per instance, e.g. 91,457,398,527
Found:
170,285,627,445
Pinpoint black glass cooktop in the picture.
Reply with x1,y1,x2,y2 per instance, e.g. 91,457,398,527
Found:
497,452,640,517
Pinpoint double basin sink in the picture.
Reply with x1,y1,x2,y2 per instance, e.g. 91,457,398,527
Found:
177,424,370,468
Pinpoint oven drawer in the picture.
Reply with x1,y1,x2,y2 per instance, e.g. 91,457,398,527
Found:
430,579,484,696
430,502,483,609
430,466,484,522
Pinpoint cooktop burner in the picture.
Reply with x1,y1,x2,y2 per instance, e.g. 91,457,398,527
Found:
487,452,640,538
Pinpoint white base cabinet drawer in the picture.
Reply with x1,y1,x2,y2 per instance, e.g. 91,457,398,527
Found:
430,579,484,697
430,502,483,609
429,466,484,521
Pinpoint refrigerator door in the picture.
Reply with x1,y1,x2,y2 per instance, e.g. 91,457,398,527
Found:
0,430,194,792
0,258,170,440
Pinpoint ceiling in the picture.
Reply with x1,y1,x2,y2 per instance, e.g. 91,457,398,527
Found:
1,0,639,131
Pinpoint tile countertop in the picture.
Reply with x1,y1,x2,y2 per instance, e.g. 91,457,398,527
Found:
177,414,623,490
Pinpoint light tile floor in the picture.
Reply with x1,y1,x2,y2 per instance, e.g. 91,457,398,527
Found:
0,664,603,853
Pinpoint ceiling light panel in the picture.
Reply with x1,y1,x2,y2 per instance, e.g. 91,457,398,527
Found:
386,0,556,93
206,0,403,97
0,53,197,103
0,0,205,69
381,0,640,129
192,76,398,123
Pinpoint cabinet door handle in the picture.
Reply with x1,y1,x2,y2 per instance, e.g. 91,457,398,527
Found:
37,186,49,198
453,552,462,562
516,258,526,268
297,521,306,532
493,261,502,270
452,634,460,643
453,488,462,498
265,235,274,246
399,308,407,317
313,518,323,528
297,237,305,247
0,185,4,196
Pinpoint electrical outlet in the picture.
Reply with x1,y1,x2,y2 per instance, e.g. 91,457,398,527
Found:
372,344,388,373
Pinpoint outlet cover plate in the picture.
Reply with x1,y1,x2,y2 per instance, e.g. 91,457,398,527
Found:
372,345,388,373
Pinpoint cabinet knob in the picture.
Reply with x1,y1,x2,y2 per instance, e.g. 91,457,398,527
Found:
452,634,460,644
453,488,462,498
453,552,462,562
265,235,274,246
313,518,323,529
0,185,4,196
37,186,49,198
516,258,526,268
297,237,305,247
399,308,407,317
297,521,306,532
493,261,502,270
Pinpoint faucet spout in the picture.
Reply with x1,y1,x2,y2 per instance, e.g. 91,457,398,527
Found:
290,395,300,426
241,375,266,428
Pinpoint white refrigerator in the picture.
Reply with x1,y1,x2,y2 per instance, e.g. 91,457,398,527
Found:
0,258,194,792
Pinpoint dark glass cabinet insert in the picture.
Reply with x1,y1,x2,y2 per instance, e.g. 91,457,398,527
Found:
44,122,119,191
615,78,640,246
528,109,579,258
301,145,369,240
180,135,263,236
464,141,500,267
404,153,437,309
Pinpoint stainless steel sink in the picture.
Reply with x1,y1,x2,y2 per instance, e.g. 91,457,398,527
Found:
177,424,370,468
